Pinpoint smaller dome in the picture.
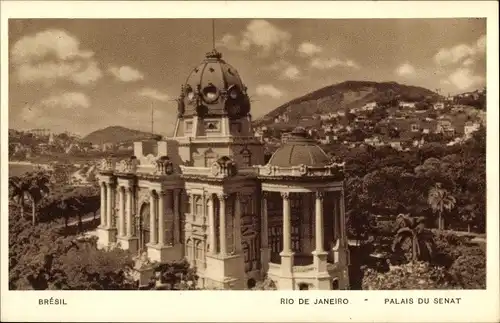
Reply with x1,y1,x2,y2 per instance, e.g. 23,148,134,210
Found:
267,127,331,167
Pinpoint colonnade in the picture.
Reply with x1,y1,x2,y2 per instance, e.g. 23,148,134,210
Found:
206,193,242,257
99,181,180,246
260,190,346,270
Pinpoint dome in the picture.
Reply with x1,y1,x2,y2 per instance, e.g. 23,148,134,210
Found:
267,127,331,167
177,49,250,119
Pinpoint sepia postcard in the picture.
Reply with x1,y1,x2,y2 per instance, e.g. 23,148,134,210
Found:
1,1,499,322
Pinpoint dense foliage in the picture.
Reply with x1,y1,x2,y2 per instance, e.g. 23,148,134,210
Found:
37,185,100,230
362,262,454,290
341,126,486,234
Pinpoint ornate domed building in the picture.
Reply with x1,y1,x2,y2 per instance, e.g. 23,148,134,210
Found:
97,49,349,290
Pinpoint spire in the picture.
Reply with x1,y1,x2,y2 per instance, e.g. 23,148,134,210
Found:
212,19,216,51
151,102,154,138
205,19,222,60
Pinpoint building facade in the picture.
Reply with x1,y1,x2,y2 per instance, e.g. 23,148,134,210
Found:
96,50,349,290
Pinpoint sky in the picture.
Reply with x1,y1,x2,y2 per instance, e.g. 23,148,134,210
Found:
8,18,486,136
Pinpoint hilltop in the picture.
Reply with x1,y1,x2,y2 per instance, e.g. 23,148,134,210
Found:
254,81,441,127
82,126,159,145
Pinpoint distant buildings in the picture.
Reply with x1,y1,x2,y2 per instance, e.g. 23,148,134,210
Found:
433,102,445,110
464,121,480,139
399,101,417,109
436,119,455,136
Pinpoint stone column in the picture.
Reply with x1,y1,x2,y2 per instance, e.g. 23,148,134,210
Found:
315,192,324,252
282,192,292,254
260,191,270,272
313,191,328,272
126,187,133,236
219,194,228,256
150,190,158,245
158,190,165,246
119,186,126,237
280,192,294,276
106,182,114,228
100,182,107,228
208,195,217,254
234,193,242,253
173,189,180,244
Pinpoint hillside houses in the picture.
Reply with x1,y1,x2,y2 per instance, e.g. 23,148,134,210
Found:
464,121,481,139
436,118,455,136
433,102,445,110
399,101,417,109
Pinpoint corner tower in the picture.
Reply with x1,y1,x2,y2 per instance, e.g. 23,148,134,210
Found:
172,49,264,167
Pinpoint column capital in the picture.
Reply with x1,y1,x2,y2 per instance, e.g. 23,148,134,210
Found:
149,189,157,198
281,192,291,200
217,193,229,201
316,191,325,200
262,191,270,199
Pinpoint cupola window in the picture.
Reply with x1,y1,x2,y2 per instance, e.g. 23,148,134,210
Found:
203,84,219,103
185,85,195,102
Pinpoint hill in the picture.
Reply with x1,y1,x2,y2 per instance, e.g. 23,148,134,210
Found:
254,81,441,127
82,126,159,145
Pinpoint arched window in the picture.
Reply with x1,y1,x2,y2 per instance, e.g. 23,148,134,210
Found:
298,283,309,290
138,203,151,251
240,148,252,167
194,239,205,269
185,238,193,264
194,195,203,220
332,279,339,290
204,148,217,167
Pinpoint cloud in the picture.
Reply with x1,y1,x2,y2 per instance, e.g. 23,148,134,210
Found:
21,92,91,131
11,29,102,86
11,29,94,65
282,65,301,80
298,42,322,57
218,20,290,55
395,63,416,77
268,60,302,80
256,84,284,99
137,88,170,102
15,60,103,86
310,57,360,70
444,67,485,90
108,65,144,82
216,34,242,51
434,34,486,67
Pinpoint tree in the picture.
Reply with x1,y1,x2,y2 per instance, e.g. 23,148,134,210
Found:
25,171,51,225
391,214,436,263
152,259,199,290
8,176,28,219
428,183,456,230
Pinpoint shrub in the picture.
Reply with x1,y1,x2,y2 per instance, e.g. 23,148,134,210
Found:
448,254,486,289
362,262,454,290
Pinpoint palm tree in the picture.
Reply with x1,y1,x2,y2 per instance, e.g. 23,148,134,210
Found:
391,213,435,263
21,171,51,226
428,183,456,230
8,175,30,220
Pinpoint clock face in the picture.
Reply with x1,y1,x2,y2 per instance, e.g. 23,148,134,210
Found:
229,89,238,99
